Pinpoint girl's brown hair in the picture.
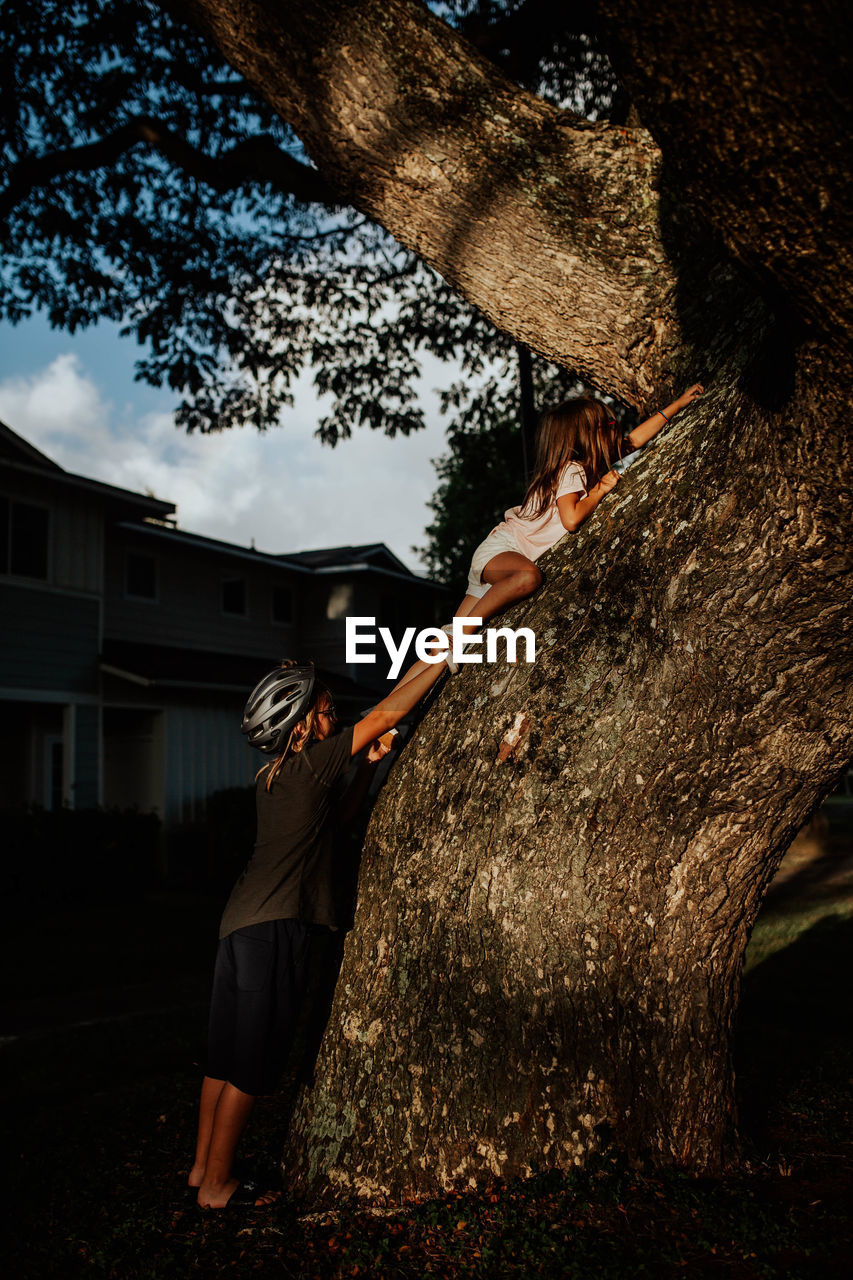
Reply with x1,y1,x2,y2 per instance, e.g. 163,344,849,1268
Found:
519,398,623,519
257,667,333,791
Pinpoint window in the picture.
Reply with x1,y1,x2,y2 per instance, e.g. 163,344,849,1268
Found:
272,586,292,624
326,582,353,620
125,552,157,600
222,578,246,615
0,496,49,579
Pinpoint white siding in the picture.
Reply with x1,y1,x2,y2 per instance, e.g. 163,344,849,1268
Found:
1,473,103,594
0,585,100,694
104,530,299,659
163,701,256,824
52,493,102,593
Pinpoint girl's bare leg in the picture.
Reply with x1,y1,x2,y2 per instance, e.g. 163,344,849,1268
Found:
473,551,543,623
387,594,482,693
390,553,542,692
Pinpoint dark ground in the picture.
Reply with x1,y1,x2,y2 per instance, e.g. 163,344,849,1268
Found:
1,807,851,1278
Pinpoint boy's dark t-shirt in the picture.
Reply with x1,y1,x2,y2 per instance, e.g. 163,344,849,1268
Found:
219,726,355,939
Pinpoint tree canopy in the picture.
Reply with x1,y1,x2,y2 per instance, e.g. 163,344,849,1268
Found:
0,0,624,441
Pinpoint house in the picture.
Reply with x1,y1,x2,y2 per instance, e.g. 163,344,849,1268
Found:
0,420,447,826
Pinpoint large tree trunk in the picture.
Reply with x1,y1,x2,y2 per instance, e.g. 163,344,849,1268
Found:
175,0,853,1198
282,350,851,1200
595,0,852,341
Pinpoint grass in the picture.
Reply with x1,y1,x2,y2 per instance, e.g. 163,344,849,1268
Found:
1,814,852,1278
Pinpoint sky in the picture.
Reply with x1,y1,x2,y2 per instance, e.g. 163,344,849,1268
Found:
0,313,458,574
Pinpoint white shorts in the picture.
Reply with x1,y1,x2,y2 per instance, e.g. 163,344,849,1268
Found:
465,526,525,599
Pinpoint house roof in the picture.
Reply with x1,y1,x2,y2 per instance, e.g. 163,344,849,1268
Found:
114,520,315,575
1,420,445,590
280,543,412,575
0,420,65,471
278,543,445,590
100,639,389,702
0,419,175,521
117,524,446,589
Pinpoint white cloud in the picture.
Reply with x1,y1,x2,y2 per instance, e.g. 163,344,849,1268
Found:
0,353,458,572
0,353,104,444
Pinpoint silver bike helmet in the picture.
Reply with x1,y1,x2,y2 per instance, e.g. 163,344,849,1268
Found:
241,663,315,755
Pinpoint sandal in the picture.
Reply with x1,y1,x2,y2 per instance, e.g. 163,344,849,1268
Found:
185,1157,251,1203
199,1179,280,1211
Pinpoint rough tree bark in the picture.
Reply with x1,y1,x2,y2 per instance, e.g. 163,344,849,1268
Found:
174,0,853,1197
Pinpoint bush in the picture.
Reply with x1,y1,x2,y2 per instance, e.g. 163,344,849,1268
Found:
164,785,255,892
0,804,161,901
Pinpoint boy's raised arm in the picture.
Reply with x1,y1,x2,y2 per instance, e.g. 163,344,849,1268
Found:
351,652,446,755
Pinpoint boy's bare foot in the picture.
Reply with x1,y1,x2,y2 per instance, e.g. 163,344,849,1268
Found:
197,1177,281,1209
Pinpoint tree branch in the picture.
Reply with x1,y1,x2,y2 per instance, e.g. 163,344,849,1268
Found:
172,0,698,407
0,117,339,219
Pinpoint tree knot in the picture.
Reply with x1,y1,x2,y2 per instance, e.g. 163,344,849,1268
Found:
497,711,531,763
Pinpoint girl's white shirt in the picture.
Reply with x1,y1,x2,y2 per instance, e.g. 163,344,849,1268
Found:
500,462,587,561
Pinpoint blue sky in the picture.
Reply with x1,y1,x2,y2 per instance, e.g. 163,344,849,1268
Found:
0,313,455,573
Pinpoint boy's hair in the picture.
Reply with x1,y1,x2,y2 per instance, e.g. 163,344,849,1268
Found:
519,397,623,519
257,669,333,791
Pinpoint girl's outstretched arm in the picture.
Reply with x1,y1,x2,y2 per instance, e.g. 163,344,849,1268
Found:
627,383,704,449
557,381,704,533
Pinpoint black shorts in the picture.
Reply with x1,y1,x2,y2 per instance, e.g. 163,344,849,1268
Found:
206,919,317,1096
